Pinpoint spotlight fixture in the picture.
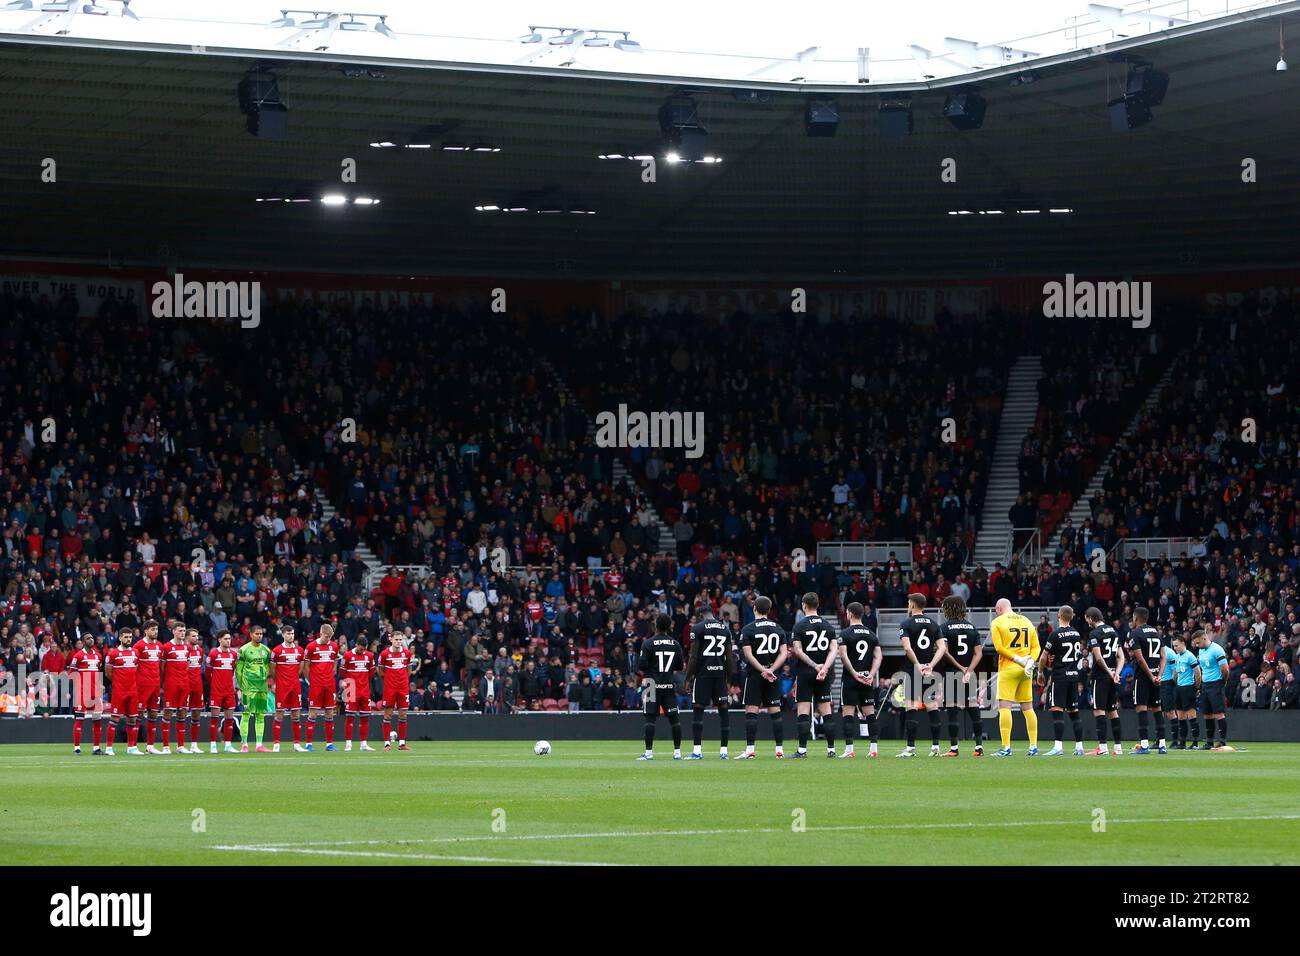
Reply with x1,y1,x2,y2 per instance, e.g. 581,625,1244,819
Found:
659,94,708,161
1125,65,1168,106
1278,22,1288,71
942,88,987,130
520,25,639,51
320,194,348,205
1109,61,1167,131
270,10,396,43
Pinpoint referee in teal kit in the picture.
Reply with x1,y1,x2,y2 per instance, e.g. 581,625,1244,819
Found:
1193,630,1229,750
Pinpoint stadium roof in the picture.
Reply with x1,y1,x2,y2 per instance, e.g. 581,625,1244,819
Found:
2,0,1299,279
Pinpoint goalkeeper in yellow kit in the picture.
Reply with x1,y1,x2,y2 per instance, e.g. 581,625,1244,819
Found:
989,598,1040,756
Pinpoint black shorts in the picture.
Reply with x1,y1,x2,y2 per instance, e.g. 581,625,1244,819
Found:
1090,674,1119,711
742,672,782,709
1200,682,1226,714
1175,684,1196,711
644,685,679,716
1159,681,1179,712
1133,675,1161,708
840,677,877,709
795,667,833,705
1048,676,1080,711
691,673,730,707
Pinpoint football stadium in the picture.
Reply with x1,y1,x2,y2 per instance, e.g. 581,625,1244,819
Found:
0,0,1297,904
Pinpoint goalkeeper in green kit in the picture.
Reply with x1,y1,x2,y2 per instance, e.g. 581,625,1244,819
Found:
235,625,274,752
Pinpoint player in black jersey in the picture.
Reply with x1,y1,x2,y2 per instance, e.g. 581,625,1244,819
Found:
737,595,790,758
1085,607,1124,756
1124,607,1168,754
937,595,985,756
636,613,685,760
685,604,736,759
1037,605,1086,756
836,602,881,758
790,592,839,758
896,593,946,756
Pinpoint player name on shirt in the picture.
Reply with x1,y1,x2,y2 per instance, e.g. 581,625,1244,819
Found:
1089,624,1121,670
1126,625,1167,675
899,614,944,666
739,620,788,669
640,636,683,688
939,620,979,667
839,624,878,672
690,618,732,674
1046,626,1084,678
792,615,837,669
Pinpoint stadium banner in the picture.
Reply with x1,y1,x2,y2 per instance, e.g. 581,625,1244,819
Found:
616,284,993,322
0,272,146,316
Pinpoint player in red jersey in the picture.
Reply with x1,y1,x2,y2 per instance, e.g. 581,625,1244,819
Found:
68,636,106,755
303,623,340,750
270,625,307,752
184,629,206,753
341,635,376,751
104,630,141,755
161,622,192,753
133,621,166,753
378,632,417,750
207,630,239,752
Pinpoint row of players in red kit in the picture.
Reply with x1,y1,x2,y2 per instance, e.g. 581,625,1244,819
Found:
64,620,418,756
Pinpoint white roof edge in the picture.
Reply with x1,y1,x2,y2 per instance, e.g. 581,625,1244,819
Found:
0,1,1295,91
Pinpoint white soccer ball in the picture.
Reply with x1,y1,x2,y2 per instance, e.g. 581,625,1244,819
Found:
389,730,398,743
533,740,551,756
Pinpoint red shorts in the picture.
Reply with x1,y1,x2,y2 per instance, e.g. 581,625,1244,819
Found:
72,676,104,713
276,685,302,709
111,689,139,716
187,686,205,710
308,684,337,709
383,689,410,710
164,682,192,710
339,677,369,709
209,688,237,710
138,683,162,710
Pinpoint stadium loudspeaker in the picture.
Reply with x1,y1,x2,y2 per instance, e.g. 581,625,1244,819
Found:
942,91,986,130
246,102,288,139
878,104,912,137
805,98,839,136
1125,67,1168,107
658,95,699,135
1108,94,1151,131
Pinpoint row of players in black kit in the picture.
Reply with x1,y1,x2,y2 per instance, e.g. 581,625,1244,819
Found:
635,592,984,760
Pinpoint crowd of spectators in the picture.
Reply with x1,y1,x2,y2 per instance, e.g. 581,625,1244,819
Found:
1,284,1295,717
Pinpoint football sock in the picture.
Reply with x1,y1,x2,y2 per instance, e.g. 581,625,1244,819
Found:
1179,718,1188,743
1024,708,1038,748
998,708,1012,748
822,712,836,751
175,717,185,747
769,711,784,747
1204,717,1216,742
1190,717,1200,743
1153,711,1165,743
106,719,116,747
73,718,83,747
1217,716,1227,744
692,705,705,747
190,717,200,743
160,717,169,747
717,704,729,747
305,719,315,743
1071,712,1084,744
1110,717,1122,749
324,716,334,743
359,716,369,741
904,712,918,748
797,713,811,749
927,708,942,746
668,712,682,750
398,719,406,743
842,713,858,747
644,720,655,751
239,711,251,744
1052,713,1065,746
865,715,878,743
948,708,961,748
224,718,234,743
967,707,983,745
209,716,219,741
273,719,282,744
383,720,391,741
1095,714,1108,744
344,716,353,740
745,712,758,747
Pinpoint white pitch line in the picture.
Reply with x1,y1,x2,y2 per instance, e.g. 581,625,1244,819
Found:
208,844,624,866
243,813,1300,850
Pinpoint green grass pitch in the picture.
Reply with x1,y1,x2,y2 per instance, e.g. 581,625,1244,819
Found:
2,741,1298,865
